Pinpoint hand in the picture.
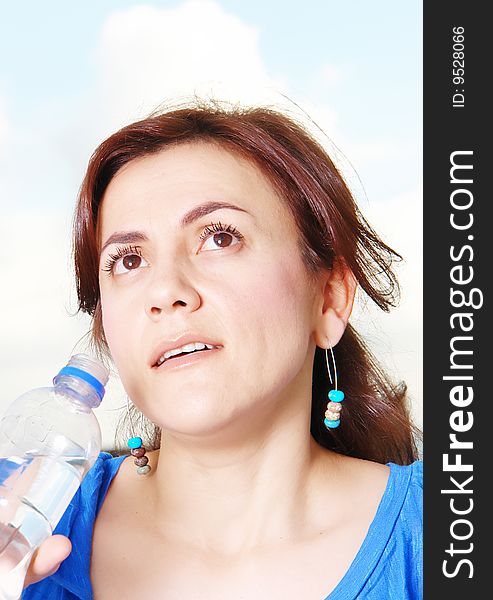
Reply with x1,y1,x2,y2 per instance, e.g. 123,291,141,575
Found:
23,535,72,589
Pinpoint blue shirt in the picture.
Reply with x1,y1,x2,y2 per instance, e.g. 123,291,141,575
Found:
21,453,422,599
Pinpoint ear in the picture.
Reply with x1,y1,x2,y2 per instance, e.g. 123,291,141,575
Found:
312,259,357,349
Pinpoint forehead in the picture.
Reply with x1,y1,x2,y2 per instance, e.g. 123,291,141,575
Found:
100,141,284,220
96,141,301,250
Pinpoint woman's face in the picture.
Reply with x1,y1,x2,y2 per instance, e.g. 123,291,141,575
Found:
98,142,324,437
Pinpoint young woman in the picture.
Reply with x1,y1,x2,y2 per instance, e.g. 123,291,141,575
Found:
22,101,422,599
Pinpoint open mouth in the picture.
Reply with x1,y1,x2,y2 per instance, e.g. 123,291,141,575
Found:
156,347,209,365
153,342,220,368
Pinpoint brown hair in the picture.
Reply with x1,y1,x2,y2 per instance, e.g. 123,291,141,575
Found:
72,99,420,464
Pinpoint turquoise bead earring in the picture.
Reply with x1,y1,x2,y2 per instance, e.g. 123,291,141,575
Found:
126,397,152,475
128,436,151,475
324,345,345,429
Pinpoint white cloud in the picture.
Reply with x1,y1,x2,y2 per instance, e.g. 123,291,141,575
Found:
89,0,289,130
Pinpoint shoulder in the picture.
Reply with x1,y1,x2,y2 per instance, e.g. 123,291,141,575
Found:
397,459,422,496
375,460,423,595
22,452,129,600
82,451,130,515
358,460,422,598
54,451,126,532
388,460,423,528
366,459,423,547
335,456,422,524
394,460,423,551
312,455,422,599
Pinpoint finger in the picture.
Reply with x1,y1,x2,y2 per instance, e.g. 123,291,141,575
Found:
24,535,72,587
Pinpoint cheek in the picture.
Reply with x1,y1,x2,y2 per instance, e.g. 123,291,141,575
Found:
260,256,311,316
232,260,314,403
236,255,314,353
100,292,145,401
99,291,132,361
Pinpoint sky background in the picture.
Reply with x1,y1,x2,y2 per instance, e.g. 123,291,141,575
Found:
0,0,422,449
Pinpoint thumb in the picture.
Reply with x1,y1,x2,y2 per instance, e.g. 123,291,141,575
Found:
24,535,72,587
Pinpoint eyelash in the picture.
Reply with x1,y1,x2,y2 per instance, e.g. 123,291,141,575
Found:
101,221,244,276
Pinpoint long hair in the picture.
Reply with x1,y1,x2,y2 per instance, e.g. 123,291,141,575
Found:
72,99,420,464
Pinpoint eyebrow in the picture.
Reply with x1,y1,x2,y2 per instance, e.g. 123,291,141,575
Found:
100,200,251,255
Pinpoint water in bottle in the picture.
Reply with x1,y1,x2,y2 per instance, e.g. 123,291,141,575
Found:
0,354,109,599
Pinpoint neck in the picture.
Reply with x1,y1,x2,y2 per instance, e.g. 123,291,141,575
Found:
143,402,336,559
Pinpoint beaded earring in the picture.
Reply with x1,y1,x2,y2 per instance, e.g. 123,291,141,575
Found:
324,345,345,429
126,397,152,475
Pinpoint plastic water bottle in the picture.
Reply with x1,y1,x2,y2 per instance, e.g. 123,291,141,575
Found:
0,354,109,599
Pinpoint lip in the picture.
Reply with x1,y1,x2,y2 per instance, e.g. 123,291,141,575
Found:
149,332,223,369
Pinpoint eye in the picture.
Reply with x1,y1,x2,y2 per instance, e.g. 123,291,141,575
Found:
199,221,244,252
101,245,148,276
114,254,146,274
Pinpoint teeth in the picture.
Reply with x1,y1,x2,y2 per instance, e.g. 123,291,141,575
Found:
156,342,216,366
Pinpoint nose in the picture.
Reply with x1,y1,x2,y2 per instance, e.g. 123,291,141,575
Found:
145,264,202,319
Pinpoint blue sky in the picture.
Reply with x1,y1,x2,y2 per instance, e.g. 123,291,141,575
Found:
0,1,422,442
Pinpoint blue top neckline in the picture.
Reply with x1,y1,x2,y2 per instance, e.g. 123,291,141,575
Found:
99,456,414,600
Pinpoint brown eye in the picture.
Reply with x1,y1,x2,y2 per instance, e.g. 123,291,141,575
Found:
113,253,147,275
213,232,233,247
122,255,142,270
